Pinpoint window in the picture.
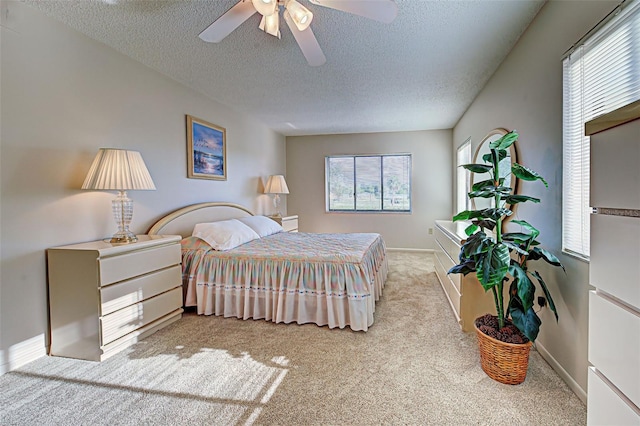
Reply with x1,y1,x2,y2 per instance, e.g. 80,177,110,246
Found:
326,154,411,212
562,0,640,259
456,138,471,214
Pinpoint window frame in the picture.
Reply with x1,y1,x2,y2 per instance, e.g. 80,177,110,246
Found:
325,153,412,213
561,0,640,261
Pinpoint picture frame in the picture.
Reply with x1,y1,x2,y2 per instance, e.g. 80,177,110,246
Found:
186,114,227,180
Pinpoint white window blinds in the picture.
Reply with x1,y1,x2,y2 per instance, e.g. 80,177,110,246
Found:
562,0,640,259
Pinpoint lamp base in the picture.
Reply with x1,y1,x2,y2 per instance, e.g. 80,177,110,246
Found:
111,190,137,244
272,193,282,217
110,231,138,244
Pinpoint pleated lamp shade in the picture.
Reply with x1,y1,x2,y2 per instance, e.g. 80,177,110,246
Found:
82,148,155,244
264,175,289,194
82,148,156,191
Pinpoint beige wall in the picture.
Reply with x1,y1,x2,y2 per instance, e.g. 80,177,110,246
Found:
453,0,618,400
0,1,285,373
286,130,452,249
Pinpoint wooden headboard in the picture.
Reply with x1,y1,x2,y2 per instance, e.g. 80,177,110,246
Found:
147,202,254,237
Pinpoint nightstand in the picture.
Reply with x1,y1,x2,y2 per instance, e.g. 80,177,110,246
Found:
269,215,299,232
47,234,183,361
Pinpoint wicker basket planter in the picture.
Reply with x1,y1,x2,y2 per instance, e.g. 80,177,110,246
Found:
474,321,533,385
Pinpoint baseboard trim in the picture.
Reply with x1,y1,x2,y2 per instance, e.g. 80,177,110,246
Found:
0,334,47,376
387,248,434,253
536,341,587,404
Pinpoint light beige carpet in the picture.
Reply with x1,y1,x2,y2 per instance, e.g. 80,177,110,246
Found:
0,252,586,425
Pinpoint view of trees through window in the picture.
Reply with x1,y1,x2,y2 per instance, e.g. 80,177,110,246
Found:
326,154,411,212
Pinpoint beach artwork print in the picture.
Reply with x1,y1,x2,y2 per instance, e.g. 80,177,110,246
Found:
187,115,227,180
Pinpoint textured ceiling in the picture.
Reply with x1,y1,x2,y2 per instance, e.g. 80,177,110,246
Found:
22,0,544,136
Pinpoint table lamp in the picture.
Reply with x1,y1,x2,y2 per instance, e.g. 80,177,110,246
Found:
264,174,289,217
82,148,156,243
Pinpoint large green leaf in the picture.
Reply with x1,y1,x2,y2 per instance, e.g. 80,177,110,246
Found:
462,163,493,173
502,232,535,245
502,241,528,256
482,149,507,164
495,186,515,195
528,247,565,270
476,243,510,290
448,261,476,276
509,302,541,342
471,179,494,192
490,131,519,150
453,208,511,222
512,164,548,188
482,208,513,221
468,189,499,199
511,219,540,240
452,210,487,222
468,185,511,199
531,271,559,321
504,195,540,205
471,219,496,231
461,232,491,258
509,263,535,312
464,223,479,236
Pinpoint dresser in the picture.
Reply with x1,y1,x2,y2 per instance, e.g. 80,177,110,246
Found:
585,101,640,425
47,234,183,361
433,220,497,331
269,215,299,232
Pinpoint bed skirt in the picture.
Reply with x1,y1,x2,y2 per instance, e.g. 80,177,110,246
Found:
181,233,388,331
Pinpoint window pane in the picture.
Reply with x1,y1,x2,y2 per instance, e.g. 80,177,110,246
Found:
456,140,471,214
383,155,411,210
355,157,382,210
326,154,411,213
328,157,354,210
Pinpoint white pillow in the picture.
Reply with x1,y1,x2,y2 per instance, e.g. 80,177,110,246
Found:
192,219,260,251
237,215,283,237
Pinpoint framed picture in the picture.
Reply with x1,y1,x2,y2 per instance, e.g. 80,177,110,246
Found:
186,114,227,180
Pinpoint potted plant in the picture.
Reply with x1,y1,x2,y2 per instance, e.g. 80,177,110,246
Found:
448,130,564,384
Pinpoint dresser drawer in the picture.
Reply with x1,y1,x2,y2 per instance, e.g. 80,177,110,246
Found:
282,217,298,232
590,214,640,310
280,216,298,232
101,287,182,345
435,239,461,293
589,291,640,408
435,240,454,269
435,226,461,263
590,119,640,210
443,276,461,320
99,243,180,286
101,265,182,316
587,367,640,426
434,249,461,320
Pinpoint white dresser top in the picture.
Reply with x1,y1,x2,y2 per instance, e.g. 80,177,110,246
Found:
435,220,472,244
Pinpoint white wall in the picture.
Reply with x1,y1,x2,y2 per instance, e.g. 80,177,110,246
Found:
0,1,285,373
286,130,452,250
453,0,618,400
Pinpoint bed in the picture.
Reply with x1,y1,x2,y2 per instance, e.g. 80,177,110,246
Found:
148,202,388,331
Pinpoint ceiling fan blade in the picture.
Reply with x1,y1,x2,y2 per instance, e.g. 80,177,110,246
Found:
199,1,257,43
308,0,397,24
284,11,326,67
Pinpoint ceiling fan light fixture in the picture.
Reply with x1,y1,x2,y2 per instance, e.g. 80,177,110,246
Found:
259,13,281,38
285,0,313,31
252,0,277,16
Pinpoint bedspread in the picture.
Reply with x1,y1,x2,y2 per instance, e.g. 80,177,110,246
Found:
181,232,388,331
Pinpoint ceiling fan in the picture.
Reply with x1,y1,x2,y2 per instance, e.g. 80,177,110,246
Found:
198,0,398,66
